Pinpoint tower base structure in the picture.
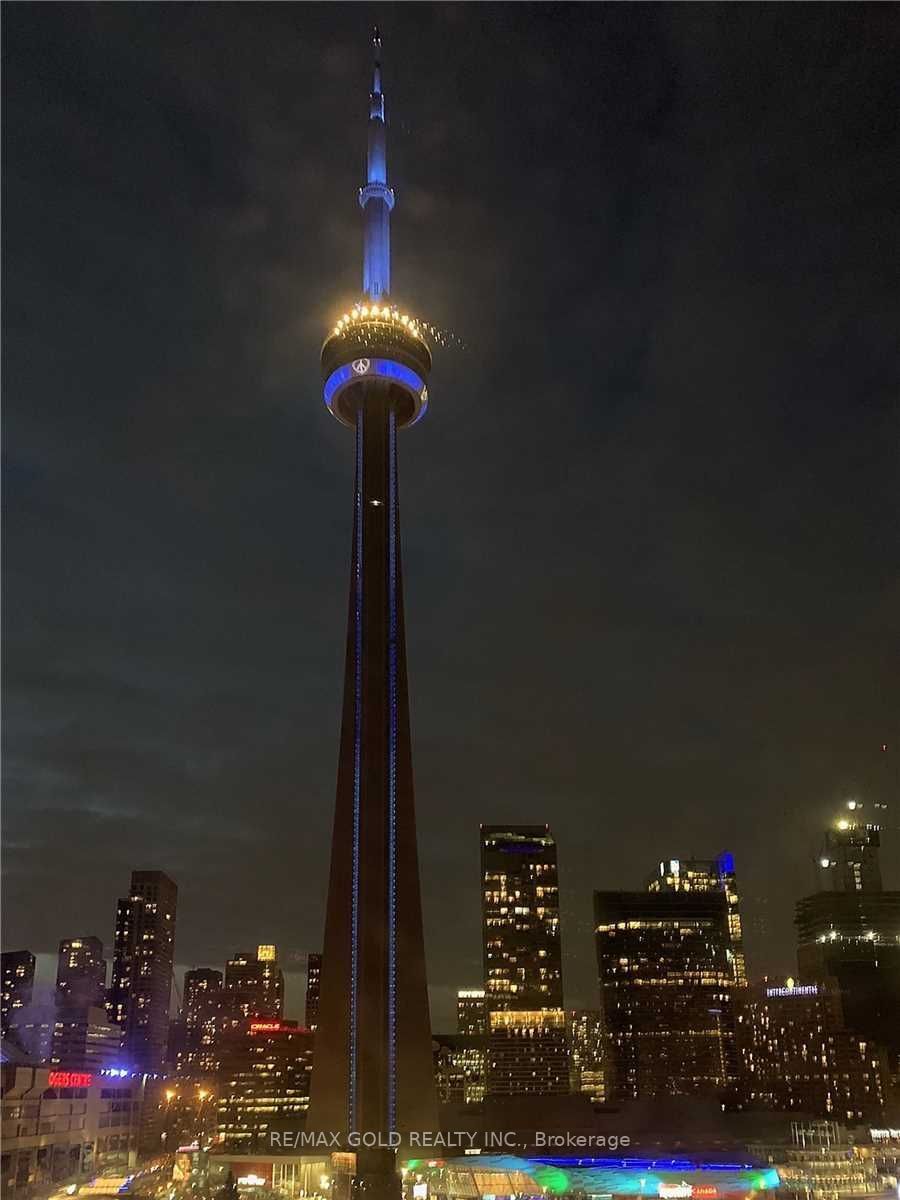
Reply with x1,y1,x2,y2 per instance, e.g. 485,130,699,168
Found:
351,1149,402,1200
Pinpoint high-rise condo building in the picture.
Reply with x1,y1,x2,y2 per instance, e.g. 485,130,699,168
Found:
481,825,563,1010
480,825,566,1097
567,1009,605,1104
223,947,284,1025
433,1032,488,1107
486,1009,570,1097
648,853,747,985
217,1019,313,1152
50,1006,122,1072
1,950,35,1036
108,870,178,1072
305,954,321,1032
457,989,488,1035
734,979,890,1121
796,801,900,1070
595,888,738,1101
56,938,106,1010
177,967,224,1076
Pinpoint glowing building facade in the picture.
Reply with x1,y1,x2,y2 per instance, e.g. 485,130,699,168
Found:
177,967,224,1077
648,853,747,986
308,29,436,1177
796,802,900,1071
223,947,284,1025
481,825,563,1011
433,1032,488,1106
1,951,35,1037
108,871,177,1073
734,980,889,1121
595,889,738,1102
305,953,321,1033
486,1008,570,1098
457,988,488,1036
567,1009,605,1104
56,938,106,1011
217,1020,312,1152
480,825,566,1098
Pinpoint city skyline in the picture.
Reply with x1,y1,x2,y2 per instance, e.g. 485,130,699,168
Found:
5,799,893,1034
4,5,899,1037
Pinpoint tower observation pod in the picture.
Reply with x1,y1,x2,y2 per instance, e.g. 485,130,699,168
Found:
309,27,437,1197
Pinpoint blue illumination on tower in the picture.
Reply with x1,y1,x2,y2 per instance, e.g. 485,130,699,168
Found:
309,25,437,1144
361,27,395,301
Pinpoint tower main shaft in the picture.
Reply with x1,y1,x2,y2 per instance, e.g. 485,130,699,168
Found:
308,29,436,1157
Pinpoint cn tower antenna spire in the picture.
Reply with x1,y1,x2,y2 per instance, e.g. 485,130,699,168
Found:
372,24,383,106
360,24,394,300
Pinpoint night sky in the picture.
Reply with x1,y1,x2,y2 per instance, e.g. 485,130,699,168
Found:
4,4,899,1030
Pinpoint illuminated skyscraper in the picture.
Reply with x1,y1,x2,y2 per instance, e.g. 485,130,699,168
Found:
456,989,487,1035
433,1032,487,1107
796,801,900,1071
305,953,321,1032
480,826,566,1097
217,1020,313,1152
567,1009,605,1104
308,28,436,1176
734,979,889,1121
50,1007,122,1072
1,950,35,1036
486,1008,570,1097
178,967,224,1076
595,889,738,1101
480,825,563,1010
108,870,177,1072
224,947,284,1024
648,853,747,986
56,937,106,1010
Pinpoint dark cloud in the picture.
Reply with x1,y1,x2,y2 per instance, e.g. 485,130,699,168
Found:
3,3,899,1027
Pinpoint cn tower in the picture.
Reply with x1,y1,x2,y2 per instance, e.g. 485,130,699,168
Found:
308,24,437,1189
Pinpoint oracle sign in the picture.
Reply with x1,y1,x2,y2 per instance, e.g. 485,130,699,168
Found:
249,1022,284,1033
48,1070,93,1088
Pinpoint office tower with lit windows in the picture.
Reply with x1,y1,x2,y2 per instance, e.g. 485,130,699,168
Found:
223,947,284,1027
595,889,738,1102
567,1009,605,1104
56,937,107,1010
305,954,321,1032
108,870,178,1072
50,1006,122,1071
457,989,488,1035
486,1008,570,1097
480,826,566,1097
734,979,890,1121
796,801,900,1070
648,853,747,986
308,29,437,1167
481,825,563,1010
1,950,35,1036
433,1032,488,1106
177,967,224,1076
217,1019,313,1151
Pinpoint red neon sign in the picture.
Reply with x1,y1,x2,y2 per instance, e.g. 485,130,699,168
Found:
249,1022,284,1033
48,1070,93,1088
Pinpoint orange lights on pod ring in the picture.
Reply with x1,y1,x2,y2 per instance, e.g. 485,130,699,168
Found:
329,304,425,342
